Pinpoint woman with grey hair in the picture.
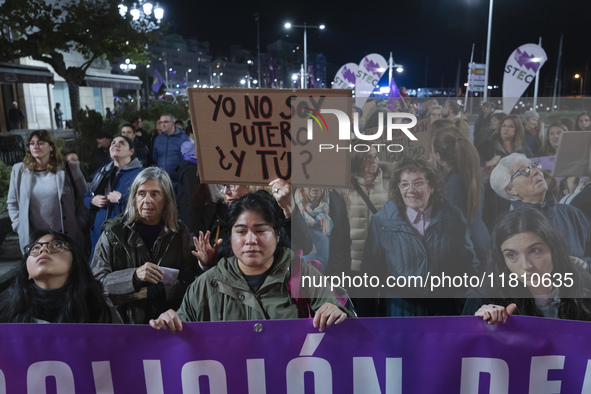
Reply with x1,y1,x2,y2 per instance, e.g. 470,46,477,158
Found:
490,153,591,267
522,110,541,155
91,167,197,324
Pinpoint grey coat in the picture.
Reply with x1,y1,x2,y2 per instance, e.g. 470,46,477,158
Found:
7,161,88,252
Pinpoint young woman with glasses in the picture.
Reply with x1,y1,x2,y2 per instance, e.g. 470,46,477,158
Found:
0,230,118,323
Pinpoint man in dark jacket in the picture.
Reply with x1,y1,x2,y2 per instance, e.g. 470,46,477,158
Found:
89,130,113,178
121,123,150,167
152,113,190,193
8,102,25,130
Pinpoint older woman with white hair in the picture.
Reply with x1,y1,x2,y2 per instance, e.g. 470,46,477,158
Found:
91,167,197,324
490,153,591,267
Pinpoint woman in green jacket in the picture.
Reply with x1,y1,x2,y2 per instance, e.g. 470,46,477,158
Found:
150,191,350,332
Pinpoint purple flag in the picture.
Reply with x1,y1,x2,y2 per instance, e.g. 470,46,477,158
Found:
388,78,401,110
152,69,164,93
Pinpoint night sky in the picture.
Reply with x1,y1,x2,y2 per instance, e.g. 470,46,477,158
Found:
165,0,591,94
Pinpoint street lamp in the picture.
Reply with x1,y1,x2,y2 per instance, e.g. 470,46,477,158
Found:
284,22,325,89
120,58,137,71
118,0,163,32
118,0,164,106
388,52,404,83
484,0,493,101
575,74,584,96
186,68,192,90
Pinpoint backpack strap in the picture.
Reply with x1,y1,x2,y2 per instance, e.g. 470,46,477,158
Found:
351,177,378,214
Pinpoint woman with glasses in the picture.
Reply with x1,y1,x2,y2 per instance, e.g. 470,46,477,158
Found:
7,130,89,254
361,157,480,317
0,230,118,323
85,135,143,261
490,153,591,267
464,207,591,324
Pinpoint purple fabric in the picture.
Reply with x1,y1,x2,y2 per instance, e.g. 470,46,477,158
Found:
0,316,589,392
388,78,401,111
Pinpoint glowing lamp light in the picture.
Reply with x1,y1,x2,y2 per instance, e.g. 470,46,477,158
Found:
130,7,140,20
154,4,164,21
142,2,153,15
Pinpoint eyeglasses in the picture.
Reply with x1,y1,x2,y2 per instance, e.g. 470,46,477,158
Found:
398,179,429,191
217,184,238,192
24,240,71,257
511,162,542,180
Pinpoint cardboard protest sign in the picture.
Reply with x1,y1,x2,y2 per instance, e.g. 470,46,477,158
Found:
553,131,591,177
188,88,352,186
290,94,353,187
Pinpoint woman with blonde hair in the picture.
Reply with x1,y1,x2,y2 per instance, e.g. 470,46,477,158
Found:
7,130,88,253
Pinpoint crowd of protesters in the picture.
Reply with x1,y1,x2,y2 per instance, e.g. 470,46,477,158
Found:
2,102,591,329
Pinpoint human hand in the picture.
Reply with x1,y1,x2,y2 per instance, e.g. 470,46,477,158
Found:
107,191,122,204
312,302,347,332
485,155,501,168
134,262,163,284
149,309,183,332
475,303,517,325
570,256,588,270
192,231,222,268
269,178,293,218
92,195,108,208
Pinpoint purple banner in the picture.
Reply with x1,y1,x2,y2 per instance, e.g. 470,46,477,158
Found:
1,316,590,393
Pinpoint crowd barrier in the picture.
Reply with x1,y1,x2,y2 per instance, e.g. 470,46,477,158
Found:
0,316,589,393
